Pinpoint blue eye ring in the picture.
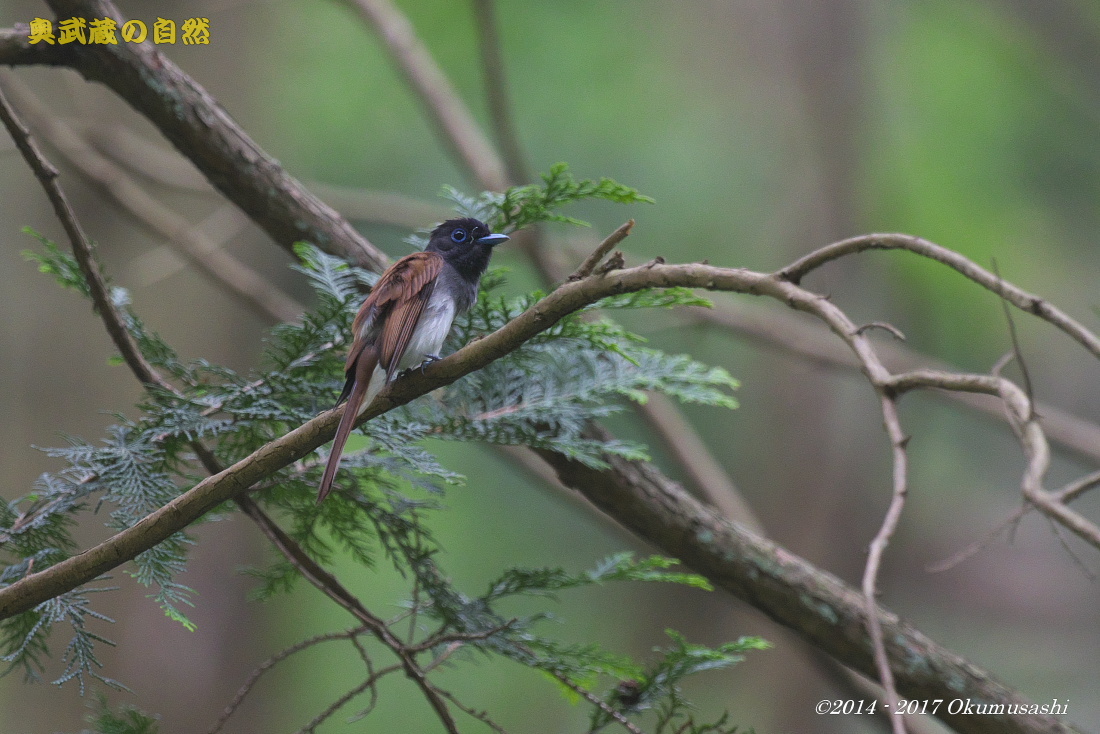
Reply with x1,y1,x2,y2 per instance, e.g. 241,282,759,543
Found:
450,228,468,243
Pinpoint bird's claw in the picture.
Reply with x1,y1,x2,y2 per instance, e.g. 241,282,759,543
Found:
419,354,442,374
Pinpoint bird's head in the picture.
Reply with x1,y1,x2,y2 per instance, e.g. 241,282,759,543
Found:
425,218,509,281
426,218,509,254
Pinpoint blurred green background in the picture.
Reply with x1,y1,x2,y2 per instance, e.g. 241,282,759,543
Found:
1,0,1099,732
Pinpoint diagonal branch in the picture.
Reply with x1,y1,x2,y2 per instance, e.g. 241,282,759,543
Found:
208,626,371,734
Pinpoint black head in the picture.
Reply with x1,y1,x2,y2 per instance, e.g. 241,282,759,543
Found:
425,217,509,281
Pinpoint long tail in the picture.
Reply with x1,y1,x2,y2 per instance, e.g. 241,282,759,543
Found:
317,346,379,503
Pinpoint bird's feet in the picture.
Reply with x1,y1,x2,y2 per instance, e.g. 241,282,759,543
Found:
418,354,442,374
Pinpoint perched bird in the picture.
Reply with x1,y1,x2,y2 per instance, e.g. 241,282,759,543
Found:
317,218,509,502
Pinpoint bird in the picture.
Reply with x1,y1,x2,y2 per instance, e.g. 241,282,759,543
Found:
316,217,509,502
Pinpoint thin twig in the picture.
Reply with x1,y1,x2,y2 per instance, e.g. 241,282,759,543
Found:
347,637,383,722
207,627,368,734
568,219,635,281
436,686,513,734
234,496,461,734
854,321,906,340
860,396,909,734
543,667,644,734
992,258,1035,421
926,506,1028,573
407,619,517,654
294,663,403,734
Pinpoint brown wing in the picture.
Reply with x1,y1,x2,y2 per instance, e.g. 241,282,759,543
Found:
346,250,443,376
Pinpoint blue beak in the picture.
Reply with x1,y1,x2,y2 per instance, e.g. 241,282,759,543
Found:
476,233,510,247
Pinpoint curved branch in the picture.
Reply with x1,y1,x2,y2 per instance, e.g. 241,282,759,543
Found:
682,298,1100,466
779,233,1100,362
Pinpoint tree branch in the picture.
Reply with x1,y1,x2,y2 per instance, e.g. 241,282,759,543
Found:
682,297,1100,466
208,626,371,734
568,219,635,281
779,233,1100,362
533,424,1077,734
471,0,531,185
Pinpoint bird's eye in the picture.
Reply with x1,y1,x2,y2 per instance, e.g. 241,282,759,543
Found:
450,228,468,243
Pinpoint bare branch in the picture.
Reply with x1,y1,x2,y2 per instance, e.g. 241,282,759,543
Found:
992,258,1035,421
854,321,906,340
862,396,909,734
294,663,403,734
436,686,513,734
778,232,1100,362
884,369,1100,551
208,627,369,734
471,0,530,185
684,297,1100,466
635,393,762,531
568,219,635,281
86,123,450,230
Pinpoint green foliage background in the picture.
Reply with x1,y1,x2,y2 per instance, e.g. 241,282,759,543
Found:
1,0,1099,732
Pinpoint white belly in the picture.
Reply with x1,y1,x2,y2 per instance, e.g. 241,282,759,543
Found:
359,293,456,414
399,293,456,370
